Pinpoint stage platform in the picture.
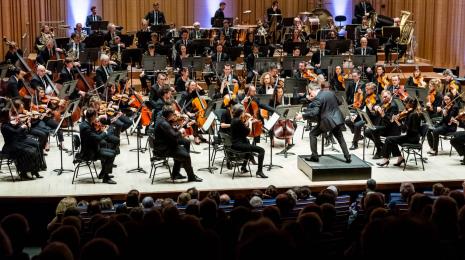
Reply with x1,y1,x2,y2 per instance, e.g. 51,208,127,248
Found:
0,123,464,201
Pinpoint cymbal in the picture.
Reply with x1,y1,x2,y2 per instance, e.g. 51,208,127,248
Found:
243,10,252,14
299,11,312,15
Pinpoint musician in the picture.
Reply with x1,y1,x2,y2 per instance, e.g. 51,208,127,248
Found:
450,114,465,165
145,2,166,26
345,69,366,106
58,58,86,99
220,19,235,45
243,33,257,58
384,17,407,64
390,76,409,101
154,107,202,181
267,1,282,28
36,87,65,149
104,23,120,45
310,41,330,75
217,64,238,98
290,28,305,43
442,69,460,97
375,65,389,94
355,37,374,56
31,65,53,94
426,93,459,156
152,86,173,118
139,44,159,95
85,6,102,27
190,21,206,40
175,29,192,53
386,74,401,94
4,41,23,65
329,65,346,91
377,97,423,167
80,108,117,184
174,44,190,71
241,85,275,143
35,25,54,52
214,33,231,48
212,2,226,26
405,67,426,88
6,67,24,99
425,78,443,118
67,33,86,61
212,44,229,63
74,23,87,42
296,83,351,163
147,72,167,109
175,67,189,93
245,45,261,84
293,61,307,80
178,80,207,145
258,72,275,95
95,54,117,94
230,104,268,178
354,0,374,24
268,64,280,87
36,39,63,65
269,85,296,146
1,109,45,180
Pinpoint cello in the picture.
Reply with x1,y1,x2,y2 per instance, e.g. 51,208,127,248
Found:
192,89,208,127
243,94,263,138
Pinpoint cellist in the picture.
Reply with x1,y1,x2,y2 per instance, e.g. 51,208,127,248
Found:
268,85,296,147
179,80,207,144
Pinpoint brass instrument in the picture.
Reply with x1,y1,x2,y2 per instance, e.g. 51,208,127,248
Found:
397,20,415,46
101,41,111,56
399,10,412,31
367,11,378,29
37,30,55,51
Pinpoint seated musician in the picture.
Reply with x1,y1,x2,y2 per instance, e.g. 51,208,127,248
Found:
243,33,257,58
58,58,86,99
344,69,366,150
230,104,268,178
147,72,167,109
269,85,297,146
293,61,307,80
391,79,409,102
442,69,460,99
354,0,374,24
245,45,261,84
152,86,173,120
174,44,190,71
355,16,370,41
136,19,152,49
66,33,86,61
426,93,459,156
145,2,166,26
190,21,206,40
310,41,330,75
36,39,63,65
175,67,189,93
105,23,120,45
109,36,126,70
175,29,192,53
101,85,133,137
365,90,401,159
217,64,238,98
220,19,235,45
74,23,87,41
95,54,117,94
386,74,401,93
354,37,374,81
377,97,423,167
6,67,24,99
36,87,65,149
80,108,117,184
268,64,280,87
139,44,159,95
179,80,207,145
450,112,465,165
425,79,443,118
329,65,347,92
154,106,202,182
405,67,427,88
31,65,52,94
375,65,390,94
384,17,407,64
1,109,45,180
4,41,23,65
257,72,275,95
212,44,229,63
35,25,54,52
85,6,102,27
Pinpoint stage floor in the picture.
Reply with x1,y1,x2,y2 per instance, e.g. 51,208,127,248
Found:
0,123,464,198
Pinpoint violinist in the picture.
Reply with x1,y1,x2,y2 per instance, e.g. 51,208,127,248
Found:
258,72,275,95
392,82,409,102
425,79,443,118
36,39,63,65
449,111,465,165
442,69,460,96
230,104,268,178
154,107,202,182
179,80,207,144
1,109,45,180
406,67,427,88
386,75,401,94
293,61,307,80
345,80,370,150
6,67,24,99
58,58,86,99
377,97,423,167
152,86,173,119
217,64,238,98
365,90,401,159
375,65,389,94
175,67,190,93
102,86,133,137
79,108,117,184
147,72,167,109
426,93,459,156
345,69,365,107
37,87,65,149
329,65,347,91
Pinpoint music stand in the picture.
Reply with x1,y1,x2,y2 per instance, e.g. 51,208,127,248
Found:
353,55,376,79
0,65,8,79
283,42,307,55
127,112,147,174
274,105,301,157
321,55,344,70
90,21,109,31
59,80,77,99
150,25,170,35
254,94,273,107
198,110,218,173
357,109,376,164
55,38,69,50
79,48,100,71
53,99,80,176
326,40,351,55
143,55,167,73
136,31,152,49
83,33,105,48
122,48,143,67
284,78,307,96
262,112,283,171
46,59,64,74
282,56,306,72
191,39,210,56
254,57,279,74
346,24,361,41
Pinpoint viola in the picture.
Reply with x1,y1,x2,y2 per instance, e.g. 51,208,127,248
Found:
413,76,426,88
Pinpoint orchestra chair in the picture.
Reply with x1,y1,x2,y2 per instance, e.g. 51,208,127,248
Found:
438,133,454,156
399,124,428,171
147,134,173,184
219,132,253,179
71,134,97,184
0,151,18,182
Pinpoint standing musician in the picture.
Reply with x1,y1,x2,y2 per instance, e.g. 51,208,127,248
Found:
377,97,423,167
258,72,275,95
449,111,465,165
85,6,102,27
375,65,390,94
178,80,207,145
405,67,427,88
175,67,190,93
139,44,159,95
365,90,401,159
153,107,202,182
36,39,63,65
212,2,226,26
296,83,351,163
4,41,23,65
354,0,374,24
1,109,45,180
426,93,459,156
230,104,268,178
145,2,166,26
425,78,443,118
330,65,348,92
80,107,117,184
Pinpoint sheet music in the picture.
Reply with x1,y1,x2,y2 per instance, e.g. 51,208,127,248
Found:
264,113,280,131
202,112,217,132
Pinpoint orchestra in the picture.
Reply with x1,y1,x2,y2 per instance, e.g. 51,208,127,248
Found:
1,0,465,187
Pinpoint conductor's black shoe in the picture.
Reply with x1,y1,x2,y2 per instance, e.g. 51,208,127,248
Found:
112,164,117,168
188,175,203,182
103,178,117,184
305,156,319,162
256,171,268,178
349,144,358,150
345,155,352,163
173,174,187,180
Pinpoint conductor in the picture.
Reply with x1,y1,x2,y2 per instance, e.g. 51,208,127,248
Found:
296,84,351,163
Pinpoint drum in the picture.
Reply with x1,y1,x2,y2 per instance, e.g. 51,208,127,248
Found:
304,17,320,34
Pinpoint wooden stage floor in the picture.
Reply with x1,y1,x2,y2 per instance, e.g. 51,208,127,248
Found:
0,123,464,199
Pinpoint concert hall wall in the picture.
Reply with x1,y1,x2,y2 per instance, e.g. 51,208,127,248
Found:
0,0,464,76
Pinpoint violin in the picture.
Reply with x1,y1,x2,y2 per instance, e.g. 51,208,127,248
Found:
303,69,317,81
391,108,413,126
365,93,377,111
353,90,364,109
337,73,348,89
92,119,106,133
413,76,426,88
377,75,389,90
426,90,436,111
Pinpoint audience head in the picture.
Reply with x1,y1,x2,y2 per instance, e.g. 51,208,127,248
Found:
249,196,263,208
39,242,74,260
80,238,119,260
1,213,29,255
142,196,155,209
48,225,80,258
187,187,199,200
400,182,415,201
177,192,191,206
125,189,141,208
366,178,377,193
432,183,446,196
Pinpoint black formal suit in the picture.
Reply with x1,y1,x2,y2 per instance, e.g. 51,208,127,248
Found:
95,65,113,90
30,75,47,90
144,10,166,25
6,76,22,98
104,31,121,44
153,116,195,179
230,117,265,173
190,29,206,40
37,47,57,65
302,90,350,158
211,52,229,63
58,67,74,84
354,1,374,23
365,101,401,155
66,42,85,53
345,80,366,106
382,111,423,158
175,39,192,53
450,121,465,157
147,83,163,110
85,14,102,27
221,27,235,40
212,8,225,26
310,49,331,66
4,49,23,65
427,105,459,152
266,7,283,27
354,46,374,56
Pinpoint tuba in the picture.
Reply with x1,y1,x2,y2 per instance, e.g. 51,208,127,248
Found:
367,11,378,29
399,10,412,31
